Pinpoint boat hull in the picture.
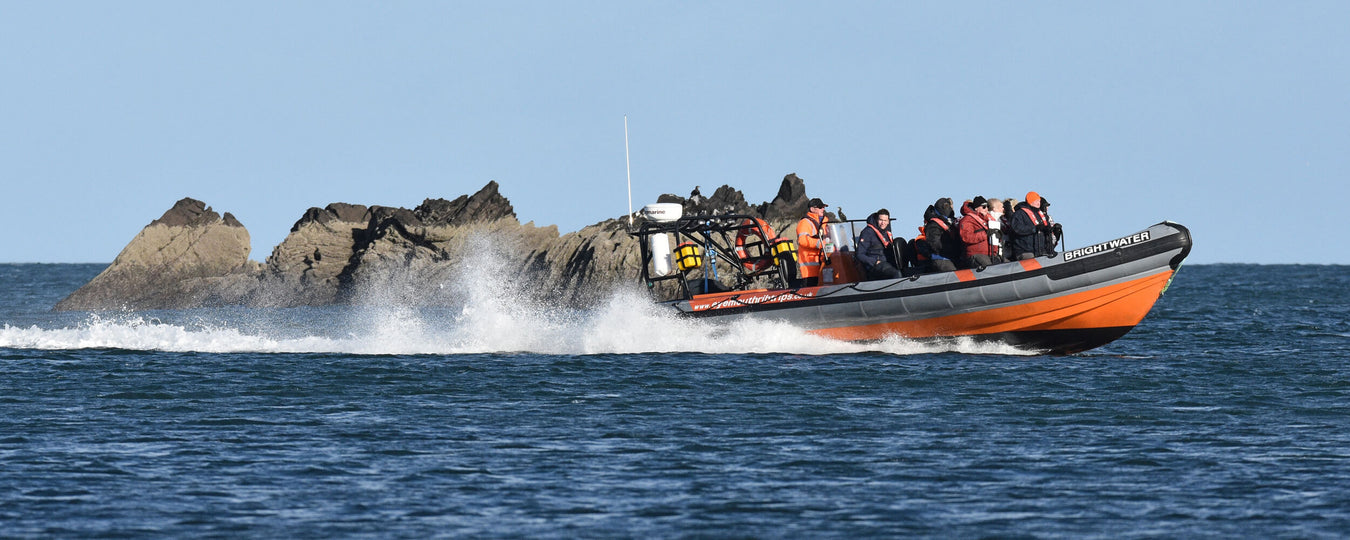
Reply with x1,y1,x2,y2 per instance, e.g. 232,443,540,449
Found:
669,222,1191,355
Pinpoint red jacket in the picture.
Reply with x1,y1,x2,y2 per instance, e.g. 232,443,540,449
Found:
959,212,997,257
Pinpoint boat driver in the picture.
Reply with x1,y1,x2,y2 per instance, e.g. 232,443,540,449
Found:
795,198,830,287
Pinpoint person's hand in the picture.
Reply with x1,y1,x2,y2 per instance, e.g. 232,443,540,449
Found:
1052,223,1063,235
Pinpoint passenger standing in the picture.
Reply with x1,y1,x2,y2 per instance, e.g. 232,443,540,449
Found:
922,198,961,272
1008,191,1055,259
857,209,902,280
1000,197,1019,260
959,196,1005,268
986,198,1005,260
795,198,830,287
1040,197,1064,252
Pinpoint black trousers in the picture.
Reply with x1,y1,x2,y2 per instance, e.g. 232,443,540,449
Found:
928,259,957,272
864,262,902,280
968,254,1005,268
797,276,819,288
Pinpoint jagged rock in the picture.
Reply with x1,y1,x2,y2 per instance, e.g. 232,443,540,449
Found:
55,176,827,311
244,182,522,306
54,198,255,310
760,173,811,224
656,173,817,239
258,203,374,305
512,218,640,307
340,218,563,306
414,180,515,226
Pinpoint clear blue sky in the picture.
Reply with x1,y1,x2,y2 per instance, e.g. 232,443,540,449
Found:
4,1,1346,264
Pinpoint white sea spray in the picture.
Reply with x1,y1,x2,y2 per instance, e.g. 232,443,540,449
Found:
0,235,1033,356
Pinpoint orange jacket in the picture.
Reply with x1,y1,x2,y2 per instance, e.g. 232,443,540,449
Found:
796,214,829,278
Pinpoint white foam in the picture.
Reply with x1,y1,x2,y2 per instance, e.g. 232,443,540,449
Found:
0,293,1034,356
0,235,1036,356
0,313,344,354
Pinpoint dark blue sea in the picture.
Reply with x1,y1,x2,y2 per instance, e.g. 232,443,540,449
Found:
3,263,1349,538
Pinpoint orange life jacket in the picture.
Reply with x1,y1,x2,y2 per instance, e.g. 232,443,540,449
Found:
1020,206,1052,228
914,226,929,261
865,223,893,247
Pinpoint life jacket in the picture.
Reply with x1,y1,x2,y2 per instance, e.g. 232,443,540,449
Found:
925,216,959,260
1013,205,1053,256
864,224,892,247
1020,206,1046,227
857,222,895,270
912,226,931,261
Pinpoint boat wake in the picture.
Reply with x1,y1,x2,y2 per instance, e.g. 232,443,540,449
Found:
0,289,1031,356
1,240,1034,356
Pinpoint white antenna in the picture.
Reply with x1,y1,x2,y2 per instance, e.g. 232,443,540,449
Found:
624,115,633,228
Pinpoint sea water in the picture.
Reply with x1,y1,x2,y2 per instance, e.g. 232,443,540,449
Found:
2,263,1348,538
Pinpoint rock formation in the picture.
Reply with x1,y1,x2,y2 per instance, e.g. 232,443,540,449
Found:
54,198,259,310
55,174,823,311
